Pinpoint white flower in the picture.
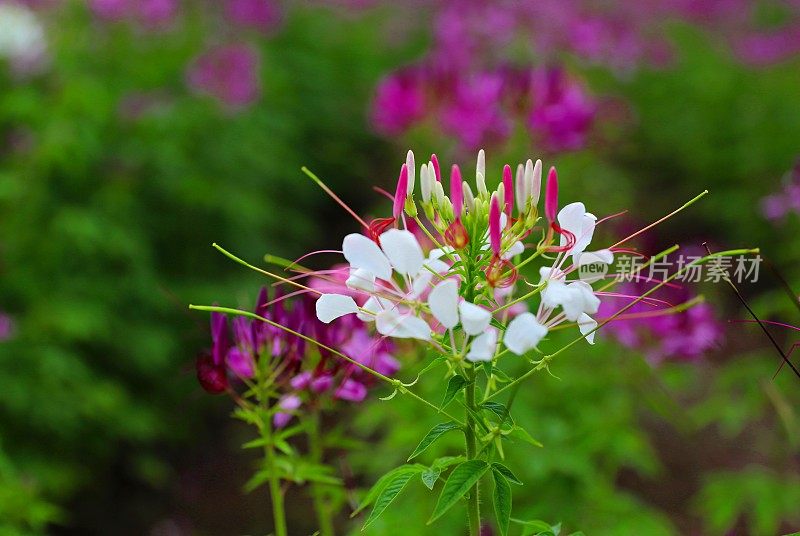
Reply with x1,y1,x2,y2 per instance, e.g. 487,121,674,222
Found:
558,202,597,261
427,280,492,335
504,313,548,355
542,279,600,322
466,329,498,362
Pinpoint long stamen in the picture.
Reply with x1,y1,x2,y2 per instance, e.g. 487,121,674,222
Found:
302,166,370,230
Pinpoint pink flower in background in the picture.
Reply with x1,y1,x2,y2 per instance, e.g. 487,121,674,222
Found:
88,0,127,20
371,68,426,136
224,0,281,32
598,281,724,363
0,313,15,341
137,0,177,27
528,67,596,152
439,72,511,150
734,27,800,66
187,43,261,108
761,159,800,222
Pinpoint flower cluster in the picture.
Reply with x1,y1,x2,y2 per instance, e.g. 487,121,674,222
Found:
197,287,398,427
372,65,596,153
314,149,616,362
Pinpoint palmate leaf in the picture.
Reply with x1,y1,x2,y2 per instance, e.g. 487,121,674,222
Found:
492,470,512,536
428,460,489,524
362,468,422,530
407,422,462,461
351,464,425,518
441,374,468,408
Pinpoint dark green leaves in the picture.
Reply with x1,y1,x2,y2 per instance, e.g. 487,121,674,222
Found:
428,460,489,523
492,469,512,536
407,422,462,461
421,456,465,490
441,374,468,408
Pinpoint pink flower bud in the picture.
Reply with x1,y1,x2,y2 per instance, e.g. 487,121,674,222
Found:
450,164,464,220
489,194,501,256
393,163,408,219
545,166,559,222
502,164,514,219
430,153,441,182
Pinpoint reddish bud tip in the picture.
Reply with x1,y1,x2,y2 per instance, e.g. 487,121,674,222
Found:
393,164,408,219
430,154,441,182
196,354,228,394
444,219,469,249
489,195,501,256
545,166,558,222
502,164,514,219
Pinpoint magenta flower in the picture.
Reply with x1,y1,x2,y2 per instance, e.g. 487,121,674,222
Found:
187,44,261,108
371,68,426,136
761,159,800,222
439,72,510,150
224,0,281,33
598,282,723,363
88,0,128,20
528,67,596,152
137,0,177,27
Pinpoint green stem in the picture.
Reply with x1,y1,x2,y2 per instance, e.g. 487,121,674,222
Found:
464,365,481,536
309,411,335,536
462,250,481,536
262,425,288,536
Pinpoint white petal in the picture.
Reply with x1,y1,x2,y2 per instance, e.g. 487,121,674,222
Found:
515,163,527,213
406,150,416,195
541,279,569,310
420,164,432,203
466,329,498,362
376,309,431,340
429,279,459,329
346,267,375,292
476,171,488,197
530,159,542,205
379,229,424,276
411,270,434,297
577,313,598,344
578,249,614,265
572,281,600,316
459,301,491,336
503,313,548,355
429,247,455,260
476,149,485,179
316,294,359,323
343,233,392,281
502,241,525,260
557,202,586,245
357,296,393,322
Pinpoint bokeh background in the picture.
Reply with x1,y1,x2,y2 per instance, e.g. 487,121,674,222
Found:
1,0,799,534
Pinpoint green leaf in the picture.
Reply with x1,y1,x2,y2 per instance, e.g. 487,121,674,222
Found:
509,426,543,447
421,456,466,491
363,469,418,529
421,467,441,490
441,374,468,408
492,470,512,536
428,460,489,524
491,463,523,485
417,355,447,377
352,464,424,518
241,437,269,449
407,422,462,461
481,402,514,424
512,519,559,536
